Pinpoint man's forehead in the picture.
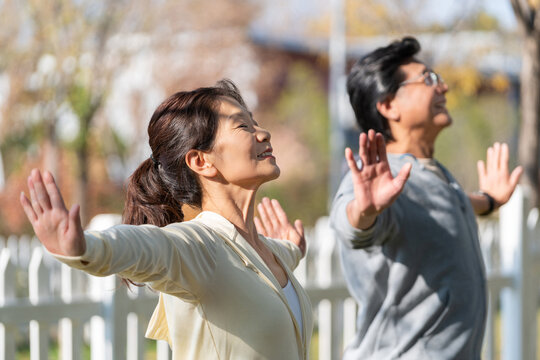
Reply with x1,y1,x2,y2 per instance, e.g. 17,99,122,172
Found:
400,61,428,75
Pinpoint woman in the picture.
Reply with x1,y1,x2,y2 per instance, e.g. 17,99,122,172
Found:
20,80,313,359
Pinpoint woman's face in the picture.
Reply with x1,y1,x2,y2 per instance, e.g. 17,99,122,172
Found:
208,97,280,188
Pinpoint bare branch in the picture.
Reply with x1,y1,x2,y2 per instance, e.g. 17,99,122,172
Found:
511,0,535,33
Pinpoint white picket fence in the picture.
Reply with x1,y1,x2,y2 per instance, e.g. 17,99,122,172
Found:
0,186,539,360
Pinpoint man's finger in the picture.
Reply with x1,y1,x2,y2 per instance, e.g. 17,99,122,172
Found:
509,166,523,188
376,133,388,164
500,143,509,173
358,133,369,167
392,163,412,192
477,160,486,182
345,148,361,175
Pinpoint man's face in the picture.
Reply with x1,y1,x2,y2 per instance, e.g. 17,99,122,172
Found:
393,61,451,136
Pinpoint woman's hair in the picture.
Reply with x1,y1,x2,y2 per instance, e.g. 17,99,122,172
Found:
122,79,248,227
346,36,421,141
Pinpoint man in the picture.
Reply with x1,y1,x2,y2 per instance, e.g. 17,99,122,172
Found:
329,36,522,359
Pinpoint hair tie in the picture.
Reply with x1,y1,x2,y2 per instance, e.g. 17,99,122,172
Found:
150,154,160,167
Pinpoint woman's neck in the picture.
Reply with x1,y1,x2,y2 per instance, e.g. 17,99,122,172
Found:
201,186,259,243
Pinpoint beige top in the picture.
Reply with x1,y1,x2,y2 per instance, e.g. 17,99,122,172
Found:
52,211,313,359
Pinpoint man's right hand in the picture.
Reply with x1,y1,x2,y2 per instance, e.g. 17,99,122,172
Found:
346,130,412,230
20,169,86,257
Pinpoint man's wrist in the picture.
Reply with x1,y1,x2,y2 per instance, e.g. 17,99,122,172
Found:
347,201,378,229
477,191,496,216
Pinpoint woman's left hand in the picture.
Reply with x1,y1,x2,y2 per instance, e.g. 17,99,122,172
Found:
477,142,523,207
255,197,306,256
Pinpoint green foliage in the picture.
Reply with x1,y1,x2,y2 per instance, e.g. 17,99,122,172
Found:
436,92,519,192
259,62,330,226
66,83,92,150
0,123,42,174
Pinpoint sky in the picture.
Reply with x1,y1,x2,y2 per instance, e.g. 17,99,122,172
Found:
256,0,518,34
427,0,517,29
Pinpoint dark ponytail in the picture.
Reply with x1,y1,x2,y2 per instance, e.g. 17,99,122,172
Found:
122,79,248,227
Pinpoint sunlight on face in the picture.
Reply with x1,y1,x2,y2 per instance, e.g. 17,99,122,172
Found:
209,97,280,188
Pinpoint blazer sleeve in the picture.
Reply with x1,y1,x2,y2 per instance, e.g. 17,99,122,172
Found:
262,236,303,271
50,222,217,298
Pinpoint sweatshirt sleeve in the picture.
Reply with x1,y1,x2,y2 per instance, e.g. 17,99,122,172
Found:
329,169,399,249
50,222,217,298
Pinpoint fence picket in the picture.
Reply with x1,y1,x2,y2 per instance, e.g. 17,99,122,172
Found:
0,249,16,360
29,247,51,360
1,190,539,360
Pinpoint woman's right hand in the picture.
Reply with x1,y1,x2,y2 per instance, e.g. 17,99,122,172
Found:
346,130,412,229
19,169,86,256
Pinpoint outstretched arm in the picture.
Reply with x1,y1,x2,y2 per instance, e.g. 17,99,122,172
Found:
346,130,412,230
470,142,523,215
19,169,85,257
254,197,306,256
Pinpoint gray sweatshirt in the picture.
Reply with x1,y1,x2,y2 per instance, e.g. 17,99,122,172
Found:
330,153,487,360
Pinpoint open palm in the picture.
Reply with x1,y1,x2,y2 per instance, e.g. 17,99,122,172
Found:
477,142,523,207
347,130,411,229
254,197,306,256
19,169,85,257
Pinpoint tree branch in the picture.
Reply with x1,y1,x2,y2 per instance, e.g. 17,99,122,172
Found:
510,0,535,33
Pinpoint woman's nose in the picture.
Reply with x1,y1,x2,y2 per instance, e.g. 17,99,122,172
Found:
256,127,271,142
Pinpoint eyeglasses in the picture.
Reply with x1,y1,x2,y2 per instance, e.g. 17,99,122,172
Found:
398,71,445,88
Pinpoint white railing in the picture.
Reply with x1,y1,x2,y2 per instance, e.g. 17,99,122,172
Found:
1,187,539,360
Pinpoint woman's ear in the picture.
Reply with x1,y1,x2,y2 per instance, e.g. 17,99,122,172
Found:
185,150,218,178
376,96,400,122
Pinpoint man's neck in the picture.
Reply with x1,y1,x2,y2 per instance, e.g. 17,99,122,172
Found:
386,138,435,158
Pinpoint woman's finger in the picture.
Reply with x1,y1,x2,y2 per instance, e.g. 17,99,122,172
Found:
262,197,280,231
257,201,274,234
294,219,304,239
43,171,68,211
20,192,38,224
270,199,290,228
31,169,52,211
254,216,267,236
28,176,43,215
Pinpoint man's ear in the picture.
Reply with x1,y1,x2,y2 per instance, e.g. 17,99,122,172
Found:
185,150,218,178
376,96,400,122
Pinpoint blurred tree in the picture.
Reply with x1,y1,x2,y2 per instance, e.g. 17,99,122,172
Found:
0,0,146,223
257,62,330,226
510,0,540,206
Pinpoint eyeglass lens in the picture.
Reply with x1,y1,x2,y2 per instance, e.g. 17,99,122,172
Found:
425,72,443,87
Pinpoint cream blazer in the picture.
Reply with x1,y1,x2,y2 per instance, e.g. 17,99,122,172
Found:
52,211,313,359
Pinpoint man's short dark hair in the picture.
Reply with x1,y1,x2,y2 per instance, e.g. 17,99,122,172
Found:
347,36,421,141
